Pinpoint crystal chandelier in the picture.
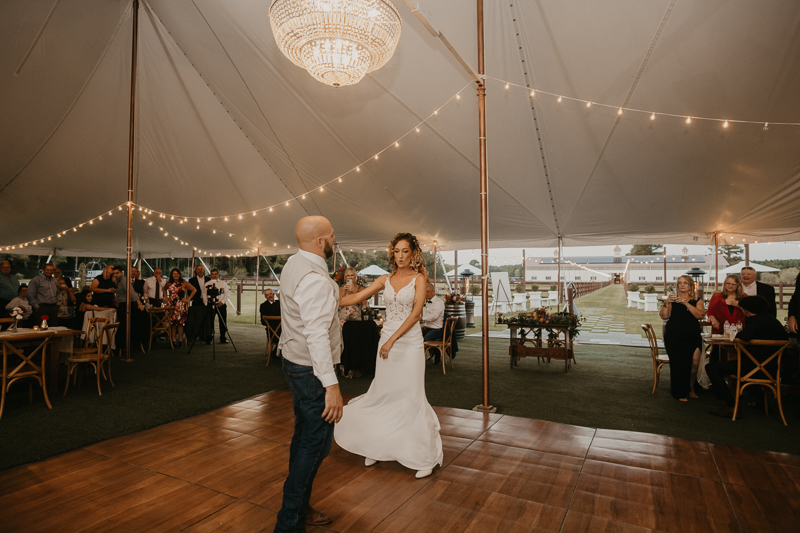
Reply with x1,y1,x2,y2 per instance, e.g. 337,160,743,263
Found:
269,0,402,87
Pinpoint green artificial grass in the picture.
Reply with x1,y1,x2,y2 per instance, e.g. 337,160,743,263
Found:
2,323,799,473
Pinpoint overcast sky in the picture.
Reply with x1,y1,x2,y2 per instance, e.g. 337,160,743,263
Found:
438,242,800,267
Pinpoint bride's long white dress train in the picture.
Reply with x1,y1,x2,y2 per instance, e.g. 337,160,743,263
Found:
334,276,443,471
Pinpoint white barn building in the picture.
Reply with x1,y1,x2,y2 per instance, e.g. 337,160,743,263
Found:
525,246,728,286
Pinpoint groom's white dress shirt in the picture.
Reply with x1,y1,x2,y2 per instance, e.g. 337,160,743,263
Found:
280,249,342,388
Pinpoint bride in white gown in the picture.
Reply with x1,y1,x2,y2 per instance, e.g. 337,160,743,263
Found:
334,233,443,479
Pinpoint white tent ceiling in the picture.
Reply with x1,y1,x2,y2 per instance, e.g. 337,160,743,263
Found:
2,0,799,258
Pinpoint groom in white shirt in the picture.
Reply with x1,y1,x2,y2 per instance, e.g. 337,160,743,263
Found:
275,216,343,532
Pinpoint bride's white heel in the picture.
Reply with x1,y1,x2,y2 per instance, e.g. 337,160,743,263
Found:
365,458,378,467
415,468,433,479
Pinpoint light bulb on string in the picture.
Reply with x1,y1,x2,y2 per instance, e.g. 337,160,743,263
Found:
557,96,562,103
586,101,591,108
395,141,399,147
650,113,656,120
374,154,379,160
723,120,729,128
617,108,623,115
337,178,342,183
505,83,509,89
530,90,534,97
685,116,692,124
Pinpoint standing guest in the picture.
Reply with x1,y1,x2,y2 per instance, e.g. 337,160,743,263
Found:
260,288,281,352
5,285,33,326
420,283,446,364
659,275,705,401
0,261,20,318
113,265,145,350
144,267,167,307
164,268,195,347
205,269,230,344
53,268,73,290
787,272,800,335
338,267,364,322
741,266,777,317
187,264,211,344
28,263,60,327
90,264,117,308
706,296,789,418
275,216,342,531
130,267,146,300
56,278,77,329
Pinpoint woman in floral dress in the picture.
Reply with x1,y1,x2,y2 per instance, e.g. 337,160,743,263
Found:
164,268,195,347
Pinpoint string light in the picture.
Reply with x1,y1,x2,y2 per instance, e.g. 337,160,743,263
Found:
650,113,656,121
685,116,692,124
617,108,623,115
586,101,591,108
557,96,562,103
723,120,729,128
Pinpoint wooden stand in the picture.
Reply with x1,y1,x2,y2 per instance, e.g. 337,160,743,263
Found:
508,324,575,373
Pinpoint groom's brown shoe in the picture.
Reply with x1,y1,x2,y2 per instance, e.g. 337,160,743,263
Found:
305,507,332,526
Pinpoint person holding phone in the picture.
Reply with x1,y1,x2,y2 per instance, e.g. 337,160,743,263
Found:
338,267,364,323
660,275,705,401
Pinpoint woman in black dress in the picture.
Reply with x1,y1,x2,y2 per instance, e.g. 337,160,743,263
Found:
659,275,705,401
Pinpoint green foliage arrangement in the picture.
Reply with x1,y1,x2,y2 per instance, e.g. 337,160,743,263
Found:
530,284,539,291
644,284,656,293
628,283,640,292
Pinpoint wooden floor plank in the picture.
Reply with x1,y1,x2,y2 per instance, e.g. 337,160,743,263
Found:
560,511,666,532
478,417,595,458
569,459,739,532
181,500,331,533
710,443,800,494
725,482,800,533
373,479,565,533
438,440,583,508
587,429,719,480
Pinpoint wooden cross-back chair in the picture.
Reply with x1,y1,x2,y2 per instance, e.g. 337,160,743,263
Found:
0,318,13,331
262,316,281,367
1,330,56,419
64,322,119,396
424,317,458,374
642,324,670,394
148,307,175,351
82,316,109,350
733,339,791,425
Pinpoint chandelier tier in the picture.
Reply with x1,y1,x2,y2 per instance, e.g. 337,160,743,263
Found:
269,0,402,87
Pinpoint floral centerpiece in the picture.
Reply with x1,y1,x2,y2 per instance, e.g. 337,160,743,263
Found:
9,307,23,332
445,292,466,304
498,309,583,339
40,315,50,330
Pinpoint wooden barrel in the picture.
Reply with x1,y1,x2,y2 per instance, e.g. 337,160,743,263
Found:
464,301,475,328
445,303,467,339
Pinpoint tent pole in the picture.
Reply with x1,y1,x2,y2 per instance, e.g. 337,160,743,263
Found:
663,247,667,290
453,250,458,295
522,249,526,294
474,0,494,413
433,242,437,293
557,238,563,310
255,249,260,325
714,233,719,293
124,0,139,363
745,243,750,267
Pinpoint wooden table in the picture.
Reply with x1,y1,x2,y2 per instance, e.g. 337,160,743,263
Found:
0,327,80,397
507,324,575,373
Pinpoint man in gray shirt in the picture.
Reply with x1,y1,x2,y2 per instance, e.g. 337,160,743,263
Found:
113,265,144,350
28,263,59,327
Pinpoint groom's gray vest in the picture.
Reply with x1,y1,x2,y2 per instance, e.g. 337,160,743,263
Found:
278,252,342,367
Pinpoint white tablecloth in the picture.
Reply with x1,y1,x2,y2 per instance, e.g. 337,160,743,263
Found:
80,309,117,349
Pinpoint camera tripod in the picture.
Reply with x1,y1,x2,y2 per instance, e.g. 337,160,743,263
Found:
187,300,237,359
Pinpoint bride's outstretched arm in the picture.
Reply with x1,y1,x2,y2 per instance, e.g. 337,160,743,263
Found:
339,274,386,307
378,275,426,359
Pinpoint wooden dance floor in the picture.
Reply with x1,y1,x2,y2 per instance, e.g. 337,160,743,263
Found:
2,390,799,532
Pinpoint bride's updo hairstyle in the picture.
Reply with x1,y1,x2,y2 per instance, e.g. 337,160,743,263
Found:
388,232,428,278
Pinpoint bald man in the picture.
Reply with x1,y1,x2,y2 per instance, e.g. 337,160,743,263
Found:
275,216,342,531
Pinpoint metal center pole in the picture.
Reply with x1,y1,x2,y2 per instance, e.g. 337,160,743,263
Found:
474,0,494,413
124,0,139,363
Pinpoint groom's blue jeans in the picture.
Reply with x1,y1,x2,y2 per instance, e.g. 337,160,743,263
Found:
275,358,334,533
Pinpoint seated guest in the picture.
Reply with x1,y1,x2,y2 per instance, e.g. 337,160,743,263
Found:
90,264,117,308
5,285,33,327
143,267,167,307
260,288,281,354
420,283,446,364
28,263,60,327
741,266,776,317
0,260,20,318
338,267,364,323
705,295,789,418
707,275,745,334
56,277,77,329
